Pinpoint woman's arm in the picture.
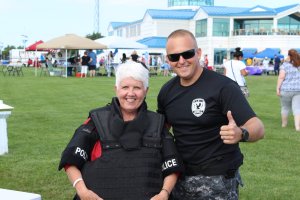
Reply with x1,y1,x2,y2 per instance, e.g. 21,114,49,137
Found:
241,68,248,76
276,70,286,96
66,166,103,200
150,173,178,200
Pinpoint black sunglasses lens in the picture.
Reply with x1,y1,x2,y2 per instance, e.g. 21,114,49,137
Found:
181,49,195,59
167,54,180,62
167,49,195,62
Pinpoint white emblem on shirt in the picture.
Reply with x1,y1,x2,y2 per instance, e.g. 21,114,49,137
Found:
191,98,205,117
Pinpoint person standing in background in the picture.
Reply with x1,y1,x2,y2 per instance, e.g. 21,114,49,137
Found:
204,54,208,68
276,49,300,131
88,49,97,77
121,53,127,63
223,47,249,97
262,57,270,75
106,51,114,77
274,54,281,76
80,51,90,78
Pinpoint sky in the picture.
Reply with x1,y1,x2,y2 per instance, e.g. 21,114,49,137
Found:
0,0,299,48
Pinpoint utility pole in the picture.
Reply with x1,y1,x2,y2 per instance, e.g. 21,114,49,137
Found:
21,35,28,50
94,0,100,33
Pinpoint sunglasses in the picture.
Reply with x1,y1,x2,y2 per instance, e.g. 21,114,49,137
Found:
167,49,196,62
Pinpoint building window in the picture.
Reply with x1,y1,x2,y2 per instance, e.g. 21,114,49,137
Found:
126,27,130,37
196,19,207,37
234,19,273,35
137,24,141,36
278,15,300,34
130,25,136,37
214,48,227,65
117,29,123,37
213,18,229,36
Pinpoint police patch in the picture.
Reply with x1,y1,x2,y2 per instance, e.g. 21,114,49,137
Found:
191,98,205,117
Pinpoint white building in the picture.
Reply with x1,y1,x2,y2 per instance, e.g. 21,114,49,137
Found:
107,1,300,67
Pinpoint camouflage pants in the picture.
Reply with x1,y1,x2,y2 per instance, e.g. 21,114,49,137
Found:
171,171,243,200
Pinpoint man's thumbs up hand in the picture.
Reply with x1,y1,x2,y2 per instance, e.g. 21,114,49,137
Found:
220,111,242,144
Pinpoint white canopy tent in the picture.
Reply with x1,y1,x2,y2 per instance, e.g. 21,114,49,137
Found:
36,34,107,77
94,36,147,49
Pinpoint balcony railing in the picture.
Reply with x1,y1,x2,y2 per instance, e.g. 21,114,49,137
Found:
232,29,300,36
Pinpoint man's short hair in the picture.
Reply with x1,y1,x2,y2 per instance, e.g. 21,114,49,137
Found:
167,29,198,48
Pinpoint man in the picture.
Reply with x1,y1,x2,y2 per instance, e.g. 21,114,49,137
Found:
157,29,264,200
274,54,281,76
88,49,97,77
262,57,270,75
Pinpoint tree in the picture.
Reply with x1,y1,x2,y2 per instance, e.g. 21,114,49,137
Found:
1,45,22,60
86,32,104,40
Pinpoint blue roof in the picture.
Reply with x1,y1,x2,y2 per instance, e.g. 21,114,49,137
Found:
137,37,167,48
110,22,129,29
200,6,248,16
200,4,299,16
110,4,300,30
146,9,197,20
275,4,299,13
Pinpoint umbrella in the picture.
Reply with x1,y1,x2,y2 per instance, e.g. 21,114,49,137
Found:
36,34,107,77
25,40,48,51
37,34,107,50
95,36,147,49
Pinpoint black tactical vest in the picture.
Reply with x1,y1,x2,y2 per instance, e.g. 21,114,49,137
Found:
80,100,165,200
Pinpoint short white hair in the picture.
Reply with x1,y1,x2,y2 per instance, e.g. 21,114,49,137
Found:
115,61,149,89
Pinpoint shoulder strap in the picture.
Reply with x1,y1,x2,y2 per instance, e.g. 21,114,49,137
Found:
230,60,237,82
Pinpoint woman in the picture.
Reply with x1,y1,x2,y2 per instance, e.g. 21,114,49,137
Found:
80,51,90,78
223,47,249,97
59,61,183,200
276,49,300,131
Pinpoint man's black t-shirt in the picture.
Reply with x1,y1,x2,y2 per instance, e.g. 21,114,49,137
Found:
157,69,256,174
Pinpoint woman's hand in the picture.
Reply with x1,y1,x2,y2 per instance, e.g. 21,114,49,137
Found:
77,188,103,200
276,88,281,96
150,190,169,200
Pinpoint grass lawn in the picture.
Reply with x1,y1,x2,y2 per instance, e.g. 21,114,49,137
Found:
0,67,299,199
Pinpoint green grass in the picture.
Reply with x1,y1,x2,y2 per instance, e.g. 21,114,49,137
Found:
0,68,299,199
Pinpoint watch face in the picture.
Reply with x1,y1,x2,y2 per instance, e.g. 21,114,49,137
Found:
241,128,249,142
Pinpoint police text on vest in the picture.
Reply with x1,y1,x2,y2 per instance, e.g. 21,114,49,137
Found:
162,158,177,170
75,147,88,160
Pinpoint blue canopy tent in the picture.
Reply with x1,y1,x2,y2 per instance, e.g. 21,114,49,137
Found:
242,48,257,58
254,48,284,59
